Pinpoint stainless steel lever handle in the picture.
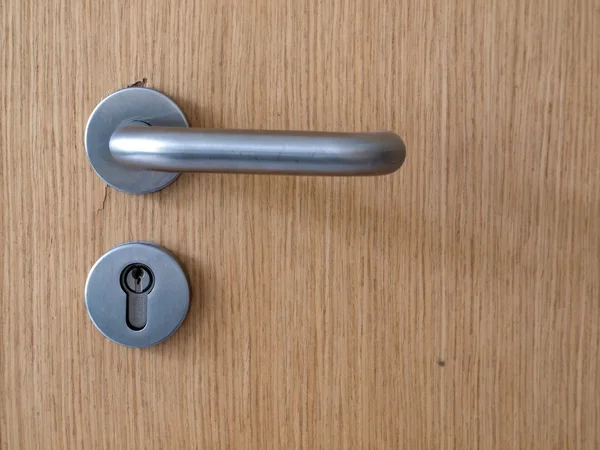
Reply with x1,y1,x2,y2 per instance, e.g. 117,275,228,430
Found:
110,126,405,175
86,87,406,194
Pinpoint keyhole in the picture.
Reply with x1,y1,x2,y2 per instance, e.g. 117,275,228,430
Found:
130,267,145,292
121,264,154,331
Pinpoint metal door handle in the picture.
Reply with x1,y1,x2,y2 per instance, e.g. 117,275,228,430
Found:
86,87,406,194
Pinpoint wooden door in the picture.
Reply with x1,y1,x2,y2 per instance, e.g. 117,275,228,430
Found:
1,0,598,448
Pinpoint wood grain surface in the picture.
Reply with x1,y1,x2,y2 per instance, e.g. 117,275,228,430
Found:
1,0,599,448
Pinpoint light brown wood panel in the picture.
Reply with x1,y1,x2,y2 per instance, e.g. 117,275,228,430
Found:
1,0,599,448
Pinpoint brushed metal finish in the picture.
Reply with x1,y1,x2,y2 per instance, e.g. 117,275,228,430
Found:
86,87,406,194
85,87,189,194
85,242,189,348
110,126,406,175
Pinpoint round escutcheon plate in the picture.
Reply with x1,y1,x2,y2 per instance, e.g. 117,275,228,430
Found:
85,87,189,194
85,241,190,348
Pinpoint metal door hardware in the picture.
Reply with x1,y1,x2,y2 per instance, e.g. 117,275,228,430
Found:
85,242,189,348
85,87,407,194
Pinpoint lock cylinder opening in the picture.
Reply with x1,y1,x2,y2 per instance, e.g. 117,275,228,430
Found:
120,264,154,331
